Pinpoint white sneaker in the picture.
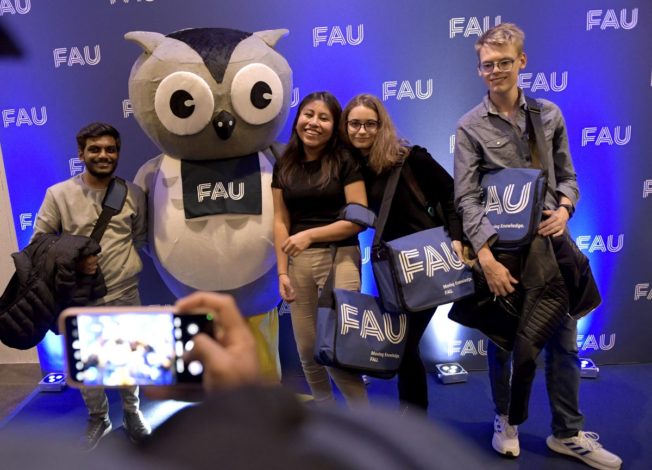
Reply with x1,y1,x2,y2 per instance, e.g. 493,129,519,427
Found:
546,431,622,470
492,414,520,457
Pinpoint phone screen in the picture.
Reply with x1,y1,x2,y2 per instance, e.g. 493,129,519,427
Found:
64,310,213,387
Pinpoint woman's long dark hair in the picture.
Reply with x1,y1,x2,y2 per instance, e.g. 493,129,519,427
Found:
276,91,343,189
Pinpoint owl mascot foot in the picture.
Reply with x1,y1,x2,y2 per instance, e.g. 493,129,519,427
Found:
127,27,293,384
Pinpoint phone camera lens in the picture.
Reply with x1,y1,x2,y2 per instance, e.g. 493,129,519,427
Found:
187,323,199,335
188,360,203,376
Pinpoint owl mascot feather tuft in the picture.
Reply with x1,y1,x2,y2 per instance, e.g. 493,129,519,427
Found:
127,27,292,381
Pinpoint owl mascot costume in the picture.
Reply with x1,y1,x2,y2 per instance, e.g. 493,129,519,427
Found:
126,28,292,381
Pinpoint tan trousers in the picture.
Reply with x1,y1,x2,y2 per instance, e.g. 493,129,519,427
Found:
288,246,368,406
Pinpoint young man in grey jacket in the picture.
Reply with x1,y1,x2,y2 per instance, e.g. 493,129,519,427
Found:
33,122,151,450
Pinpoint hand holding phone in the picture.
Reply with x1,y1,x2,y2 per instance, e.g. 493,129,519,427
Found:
175,292,261,393
142,292,261,402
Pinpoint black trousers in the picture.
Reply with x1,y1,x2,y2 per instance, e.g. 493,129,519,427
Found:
397,308,436,411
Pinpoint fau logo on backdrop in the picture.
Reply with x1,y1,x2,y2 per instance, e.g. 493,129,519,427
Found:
449,16,501,38
634,283,652,301
284,88,302,108
123,99,133,118
581,125,632,146
576,234,624,253
69,157,83,176
0,0,30,15
643,179,652,198
53,45,101,68
448,339,487,357
382,79,433,101
577,333,616,352
2,106,47,127
313,25,363,47
290,88,300,108
586,8,638,31
19,213,33,230
519,71,568,92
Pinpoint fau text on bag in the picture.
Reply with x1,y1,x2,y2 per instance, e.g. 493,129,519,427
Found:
315,288,408,379
480,167,546,249
373,226,475,312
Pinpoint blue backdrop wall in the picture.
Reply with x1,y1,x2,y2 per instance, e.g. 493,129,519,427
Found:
1,0,650,372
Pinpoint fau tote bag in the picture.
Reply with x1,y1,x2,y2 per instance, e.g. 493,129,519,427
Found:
479,96,559,250
314,249,408,379
371,163,475,313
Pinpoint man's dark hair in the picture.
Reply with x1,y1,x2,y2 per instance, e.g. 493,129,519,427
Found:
76,122,121,151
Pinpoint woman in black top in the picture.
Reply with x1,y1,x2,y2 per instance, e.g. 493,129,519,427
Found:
272,91,368,405
341,93,463,412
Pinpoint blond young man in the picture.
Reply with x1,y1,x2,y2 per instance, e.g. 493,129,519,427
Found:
453,23,621,470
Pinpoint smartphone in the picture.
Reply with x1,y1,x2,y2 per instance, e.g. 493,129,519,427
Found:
59,306,214,388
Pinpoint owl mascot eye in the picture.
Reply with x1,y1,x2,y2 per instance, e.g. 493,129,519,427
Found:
127,28,292,381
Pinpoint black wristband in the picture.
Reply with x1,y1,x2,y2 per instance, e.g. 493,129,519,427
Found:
558,203,574,218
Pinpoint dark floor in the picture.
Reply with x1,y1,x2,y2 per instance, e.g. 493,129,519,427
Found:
0,363,41,425
1,363,650,469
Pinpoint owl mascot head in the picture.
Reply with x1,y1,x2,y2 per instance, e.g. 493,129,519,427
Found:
127,28,291,317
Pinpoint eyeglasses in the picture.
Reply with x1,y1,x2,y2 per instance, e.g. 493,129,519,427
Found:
347,120,379,132
478,58,516,74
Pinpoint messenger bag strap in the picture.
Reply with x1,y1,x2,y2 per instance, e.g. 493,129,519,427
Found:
524,96,548,175
372,162,404,247
485,97,548,176
525,96,558,200
90,177,127,243
401,162,446,224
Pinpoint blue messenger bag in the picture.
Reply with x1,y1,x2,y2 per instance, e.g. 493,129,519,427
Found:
481,96,554,250
480,167,546,249
371,162,475,313
314,248,408,379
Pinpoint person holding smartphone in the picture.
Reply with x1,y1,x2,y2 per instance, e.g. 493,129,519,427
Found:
32,122,151,450
272,91,369,406
3,291,484,470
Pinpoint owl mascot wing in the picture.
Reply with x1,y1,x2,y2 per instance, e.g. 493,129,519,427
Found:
126,28,292,381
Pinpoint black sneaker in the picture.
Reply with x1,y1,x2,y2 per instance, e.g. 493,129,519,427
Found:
123,410,151,443
79,417,112,451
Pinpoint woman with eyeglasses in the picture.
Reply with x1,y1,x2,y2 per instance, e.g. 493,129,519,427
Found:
341,93,464,413
272,91,369,406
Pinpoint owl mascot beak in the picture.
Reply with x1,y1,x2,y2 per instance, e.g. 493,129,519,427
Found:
213,110,235,140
